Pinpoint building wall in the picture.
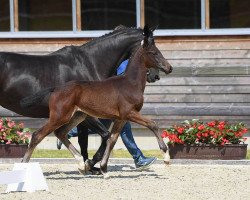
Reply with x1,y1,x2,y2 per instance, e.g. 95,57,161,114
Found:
0,36,249,149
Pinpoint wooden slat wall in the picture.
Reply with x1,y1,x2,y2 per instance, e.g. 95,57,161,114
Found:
0,36,250,133
143,36,250,131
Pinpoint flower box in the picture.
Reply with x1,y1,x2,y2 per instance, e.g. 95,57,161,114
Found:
0,144,28,158
169,144,248,160
0,118,31,158
162,119,248,160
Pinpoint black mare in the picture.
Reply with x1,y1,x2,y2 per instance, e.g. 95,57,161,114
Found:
0,26,160,172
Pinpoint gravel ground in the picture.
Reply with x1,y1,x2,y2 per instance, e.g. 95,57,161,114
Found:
0,163,250,200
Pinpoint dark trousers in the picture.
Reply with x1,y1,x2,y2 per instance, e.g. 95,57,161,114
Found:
77,119,142,161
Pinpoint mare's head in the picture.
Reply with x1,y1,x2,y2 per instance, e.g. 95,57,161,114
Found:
142,25,173,75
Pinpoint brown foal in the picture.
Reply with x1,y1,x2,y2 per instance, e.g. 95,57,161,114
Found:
22,26,173,177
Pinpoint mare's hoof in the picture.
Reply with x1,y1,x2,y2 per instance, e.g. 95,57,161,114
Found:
164,160,170,165
84,159,92,171
78,168,85,174
78,164,102,175
88,167,102,175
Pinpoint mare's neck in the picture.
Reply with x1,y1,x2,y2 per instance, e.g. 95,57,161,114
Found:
79,29,143,79
124,48,147,92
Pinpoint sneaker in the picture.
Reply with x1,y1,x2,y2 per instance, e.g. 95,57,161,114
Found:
134,156,157,169
57,139,63,150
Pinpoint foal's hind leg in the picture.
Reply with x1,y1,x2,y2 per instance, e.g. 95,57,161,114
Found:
100,120,126,178
127,111,170,164
53,111,88,173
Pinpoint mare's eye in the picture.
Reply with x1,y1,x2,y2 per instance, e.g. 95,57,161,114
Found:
149,51,157,55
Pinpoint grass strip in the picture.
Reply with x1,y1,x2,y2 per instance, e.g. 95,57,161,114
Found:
32,149,250,159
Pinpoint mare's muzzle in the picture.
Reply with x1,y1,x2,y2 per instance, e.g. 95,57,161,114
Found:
147,68,160,83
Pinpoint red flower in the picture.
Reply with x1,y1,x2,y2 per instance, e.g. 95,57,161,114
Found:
207,121,216,127
198,125,205,131
219,121,226,126
161,130,168,138
177,127,184,134
217,124,225,130
209,131,215,135
213,135,218,139
242,128,248,134
202,132,208,137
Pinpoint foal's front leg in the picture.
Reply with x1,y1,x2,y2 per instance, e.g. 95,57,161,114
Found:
100,120,126,178
127,111,170,164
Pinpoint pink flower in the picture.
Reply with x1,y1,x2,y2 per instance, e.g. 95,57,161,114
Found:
17,131,23,136
7,121,15,128
6,140,12,144
19,123,24,129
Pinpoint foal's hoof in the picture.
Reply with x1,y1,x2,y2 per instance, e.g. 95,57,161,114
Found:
163,153,171,165
103,173,110,179
78,162,86,174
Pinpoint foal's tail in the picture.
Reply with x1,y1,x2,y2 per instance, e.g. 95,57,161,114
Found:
20,87,55,108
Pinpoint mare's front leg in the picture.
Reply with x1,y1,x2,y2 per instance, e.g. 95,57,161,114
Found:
127,111,170,164
100,120,126,178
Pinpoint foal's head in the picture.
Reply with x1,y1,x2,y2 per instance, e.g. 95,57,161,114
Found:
141,26,173,74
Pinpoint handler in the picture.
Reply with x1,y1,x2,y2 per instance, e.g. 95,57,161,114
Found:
57,59,156,170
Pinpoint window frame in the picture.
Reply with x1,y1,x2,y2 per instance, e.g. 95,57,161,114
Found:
0,0,249,38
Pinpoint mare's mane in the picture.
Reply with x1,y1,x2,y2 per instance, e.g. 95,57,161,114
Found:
52,27,143,55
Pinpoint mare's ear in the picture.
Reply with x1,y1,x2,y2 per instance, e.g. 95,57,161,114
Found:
150,25,158,32
143,25,151,38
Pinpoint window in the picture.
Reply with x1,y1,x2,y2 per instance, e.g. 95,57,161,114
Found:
18,0,72,31
210,0,250,28
0,0,10,31
0,0,249,37
81,0,136,30
145,0,201,29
